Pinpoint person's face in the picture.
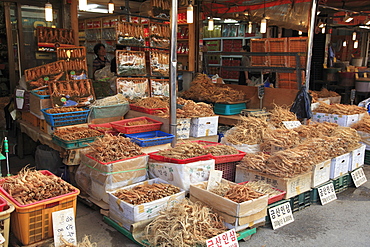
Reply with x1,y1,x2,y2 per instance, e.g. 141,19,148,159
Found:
98,46,106,57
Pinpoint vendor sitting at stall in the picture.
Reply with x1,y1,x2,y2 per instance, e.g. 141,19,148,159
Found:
92,43,110,79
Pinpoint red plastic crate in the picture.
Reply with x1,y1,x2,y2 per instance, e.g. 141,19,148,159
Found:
238,181,286,204
215,161,238,182
0,195,7,212
129,104,167,115
88,122,119,135
209,150,246,164
110,117,163,134
149,151,212,164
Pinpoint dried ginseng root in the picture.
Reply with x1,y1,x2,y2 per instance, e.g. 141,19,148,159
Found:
156,142,209,159
144,198,227,247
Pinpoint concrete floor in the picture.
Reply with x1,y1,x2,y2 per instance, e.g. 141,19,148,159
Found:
6,153,370,247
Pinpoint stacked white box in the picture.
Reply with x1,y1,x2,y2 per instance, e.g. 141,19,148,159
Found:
349,144,366,171
190,116,219,137
311,159,331,187
330,153,350,179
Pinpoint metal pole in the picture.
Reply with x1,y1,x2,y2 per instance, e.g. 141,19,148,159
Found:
170,0,178,146
305,0,318,92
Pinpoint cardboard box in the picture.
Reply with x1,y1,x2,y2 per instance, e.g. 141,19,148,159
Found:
29,93,52,120
21,112,39,127
148,159,215,192
190,116,219,138
330,153,350,179
349,144,365,171
329,113,359,127
76,154,148,203
108,178,185,224
312,112,330,123
189,179,268,230
235,166,312,199
311,159,331,187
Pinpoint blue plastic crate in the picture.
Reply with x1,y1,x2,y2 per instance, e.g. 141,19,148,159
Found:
125,131,175,147
214,103,246,115
30,90,50,99
41,108,90,127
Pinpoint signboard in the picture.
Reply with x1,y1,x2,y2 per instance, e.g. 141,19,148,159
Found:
207,170,223,191
52,208,77,247
318,182,337,205
283,121,302,129
351,168,367,187
268,202,294,230
206,229,239,247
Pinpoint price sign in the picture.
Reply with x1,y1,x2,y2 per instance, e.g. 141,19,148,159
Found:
52,208,77,247
206,229,239,247
318,182,337,205
351,168,367,187
282,121,302,129
207,170,223,191
268,202,294,230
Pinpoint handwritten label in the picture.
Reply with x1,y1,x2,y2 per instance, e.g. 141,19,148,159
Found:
52,208,77,247
206,229,239,247
318,182,337,205
351,168,367,187
269,202,294,230
207,170,223,191
282,121,302,129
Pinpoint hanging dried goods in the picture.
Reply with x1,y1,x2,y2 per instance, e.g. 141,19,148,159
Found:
113,183,180,205
144,198,226,247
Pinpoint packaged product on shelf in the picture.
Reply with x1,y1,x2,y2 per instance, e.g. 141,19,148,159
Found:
116,77,149,100
24,60,66,90
116,51,146,76
150,51,169,77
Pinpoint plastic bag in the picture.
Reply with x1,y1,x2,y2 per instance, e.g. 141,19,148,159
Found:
290,85,312,119
94,66,117,93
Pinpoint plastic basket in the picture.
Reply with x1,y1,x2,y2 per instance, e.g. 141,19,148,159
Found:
52,135,103,149
238,181,286,204
125,131,175,147
0,202,14,247
215,161,238,181
89,123,119,135
149,151,212,164
41,108,90,127
289,190,311,212
30,90,50,99
210,150,246,164
110,117,163,134
214,103,246,115
0,171,79,246
0,196,6,212
332,173,349,193
129,104,167,115
310,180,333,204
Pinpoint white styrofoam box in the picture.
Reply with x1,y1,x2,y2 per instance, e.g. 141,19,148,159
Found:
220,128,260,153
357,131,370,151
148,159,215,192
312,112,330,123
349,144,366,171
330,153,350,179
108,178,185,223
190,116,219,137
329,113,359,127
311,102,320,111
317,98,331,104
311,159,331,187
177,118,191,139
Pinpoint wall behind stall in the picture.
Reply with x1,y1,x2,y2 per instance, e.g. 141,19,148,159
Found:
217,84,299,110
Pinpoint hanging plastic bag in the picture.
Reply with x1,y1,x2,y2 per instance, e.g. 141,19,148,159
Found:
290,85,312,119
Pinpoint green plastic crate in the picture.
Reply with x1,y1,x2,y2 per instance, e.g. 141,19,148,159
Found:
289,190,311,212
265,199,290,225
310,180,333,204
214,103,246,115
364,150,370,165
332,173,349,193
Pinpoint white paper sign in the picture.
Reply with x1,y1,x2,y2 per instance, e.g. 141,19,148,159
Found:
318,182,337,205
269,202,294,230
0,233,5,244
207,170,223,191
15,89,25,109
206,229,239,247
52,208,77,247
351,168,367,187
283,121,302,129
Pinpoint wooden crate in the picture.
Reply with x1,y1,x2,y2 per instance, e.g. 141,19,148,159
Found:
288,37,307,68
235,166,312,199
29,92,52,119
21,112,39,127
268,38,288,67
250,38,268,66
